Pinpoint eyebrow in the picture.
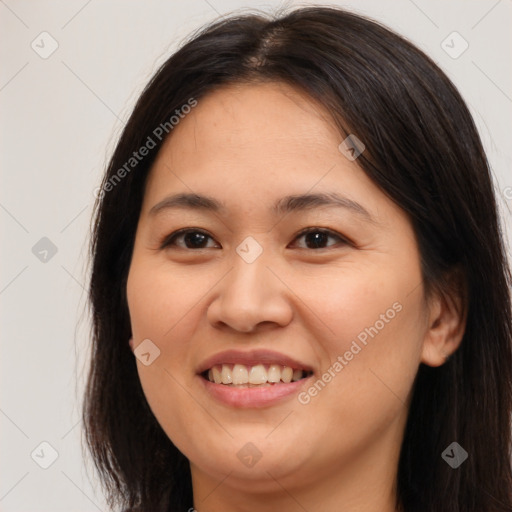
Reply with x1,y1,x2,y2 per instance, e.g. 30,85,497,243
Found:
149,192,377,224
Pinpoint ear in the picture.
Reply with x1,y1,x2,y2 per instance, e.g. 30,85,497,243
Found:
421,270,467,367
129,337,134,352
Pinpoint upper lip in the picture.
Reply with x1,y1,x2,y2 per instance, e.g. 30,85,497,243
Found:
197,349,314,375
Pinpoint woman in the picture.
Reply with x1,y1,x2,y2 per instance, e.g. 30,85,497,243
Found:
84,6,512,512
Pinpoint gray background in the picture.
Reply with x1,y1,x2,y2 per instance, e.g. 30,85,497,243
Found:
1,0,511,510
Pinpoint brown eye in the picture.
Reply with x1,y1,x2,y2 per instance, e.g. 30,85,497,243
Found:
160,227,349,251
292,228,348,249
160,229,218,250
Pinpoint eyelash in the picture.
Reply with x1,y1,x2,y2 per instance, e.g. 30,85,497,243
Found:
159,227,351,251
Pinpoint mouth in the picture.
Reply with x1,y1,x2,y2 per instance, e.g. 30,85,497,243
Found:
196,349,315,407
200,363,314,387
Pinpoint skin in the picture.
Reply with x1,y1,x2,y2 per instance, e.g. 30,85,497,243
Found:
126,82,465,512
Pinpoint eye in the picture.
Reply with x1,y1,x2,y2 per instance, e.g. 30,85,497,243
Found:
160,228,219,250
160,227,350,251
290,227,349,250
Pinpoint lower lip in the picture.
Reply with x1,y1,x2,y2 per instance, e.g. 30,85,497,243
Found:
199,376,312,408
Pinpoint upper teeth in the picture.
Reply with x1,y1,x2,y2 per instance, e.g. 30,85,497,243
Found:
207,364,305,385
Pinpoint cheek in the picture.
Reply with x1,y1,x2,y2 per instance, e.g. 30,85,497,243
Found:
127,259,203,343
291,260,412,350
294,259,425,412
126,261,208,451
293,301,423,462
126,260,203,411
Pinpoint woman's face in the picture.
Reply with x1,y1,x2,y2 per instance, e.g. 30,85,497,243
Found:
126,82,442,500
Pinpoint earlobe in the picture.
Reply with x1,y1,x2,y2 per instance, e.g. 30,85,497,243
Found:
421,341,452,367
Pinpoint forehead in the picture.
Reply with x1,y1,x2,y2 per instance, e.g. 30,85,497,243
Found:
139,81,398,228
145,82,355,193
159,81,340,163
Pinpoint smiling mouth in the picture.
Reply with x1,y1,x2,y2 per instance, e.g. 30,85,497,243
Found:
201,363,313,387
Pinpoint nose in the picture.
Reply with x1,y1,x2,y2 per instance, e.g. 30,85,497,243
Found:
207,250,293,333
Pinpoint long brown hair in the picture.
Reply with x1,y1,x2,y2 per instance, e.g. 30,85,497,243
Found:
84,6,512,511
